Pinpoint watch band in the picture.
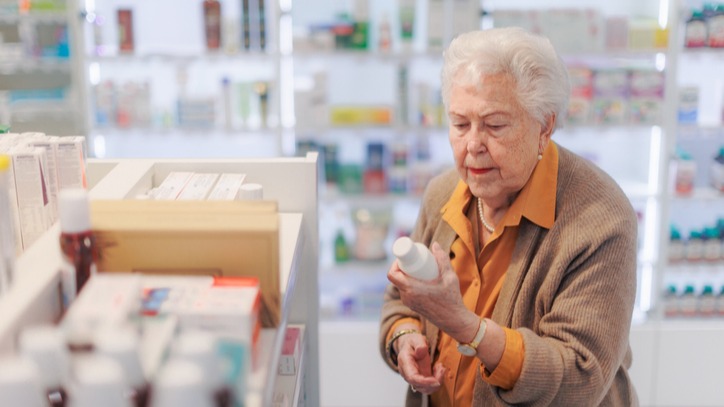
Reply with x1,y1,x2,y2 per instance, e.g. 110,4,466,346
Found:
456,318,487,356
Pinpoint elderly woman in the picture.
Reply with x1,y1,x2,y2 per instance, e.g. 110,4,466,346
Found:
379,27,638,406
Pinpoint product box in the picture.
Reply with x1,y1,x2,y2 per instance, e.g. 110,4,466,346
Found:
278,326,301,375
153,171,193,200
140,275,261,371
678,86,699,124
52,136,88,190
628,69,665,125
61,273,143,348
9,146,52,250
566,66,594,126
90,199,281,326
176,173,219,200
207,173,246,200
25,137,59,224
592,69,629,125
329,106,393,126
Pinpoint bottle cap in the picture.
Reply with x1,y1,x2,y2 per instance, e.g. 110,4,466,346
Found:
94,325,146,388
71,355,131,407
18,325,71,390
150,360,215,407
58,188,91,234
238,183,263,200
392,236,417,265
0,356,48,407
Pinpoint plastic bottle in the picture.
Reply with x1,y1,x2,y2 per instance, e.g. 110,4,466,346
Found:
685,10,708,48
663,284,679,318
238,183,263,200
668,225,685,263
70,355,132,407
717,218,724,262
149,360,216,407
679,284,698,317
171,331,232,407
685,230,703,262
674,150,697,196
93,326,148,407
716,285,724,317
334,230,350,263
709,146,724,192
703,227,721,262
18,325,71,407
0,356,49,407
698,285,716,317
708,4,724,47
57,188,98,307
392,236,438,281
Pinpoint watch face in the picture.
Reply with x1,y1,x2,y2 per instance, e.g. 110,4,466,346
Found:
457,344,477,357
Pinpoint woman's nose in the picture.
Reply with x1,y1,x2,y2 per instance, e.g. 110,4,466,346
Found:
467,136,485,154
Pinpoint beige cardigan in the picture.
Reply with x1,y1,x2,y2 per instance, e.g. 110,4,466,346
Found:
379,145,639,406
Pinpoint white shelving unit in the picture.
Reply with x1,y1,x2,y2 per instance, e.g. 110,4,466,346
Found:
73,0,295,159
0,1,87,135
0,152,320,407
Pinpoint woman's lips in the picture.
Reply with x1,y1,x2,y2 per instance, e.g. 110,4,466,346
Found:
468,167,492,175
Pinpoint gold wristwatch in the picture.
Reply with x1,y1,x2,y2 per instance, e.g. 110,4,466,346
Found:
456,318,487,357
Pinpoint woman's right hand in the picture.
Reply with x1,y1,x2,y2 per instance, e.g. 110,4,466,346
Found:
396,332,446,395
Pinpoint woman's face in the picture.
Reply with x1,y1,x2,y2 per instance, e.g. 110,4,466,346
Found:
447,72,552,207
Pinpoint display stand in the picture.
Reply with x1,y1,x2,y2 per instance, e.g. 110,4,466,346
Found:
0,152,320,407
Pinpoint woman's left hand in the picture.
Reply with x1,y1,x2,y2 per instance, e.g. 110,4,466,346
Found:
388,242,479,340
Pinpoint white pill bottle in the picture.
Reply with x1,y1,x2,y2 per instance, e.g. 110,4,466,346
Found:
392,237,438,281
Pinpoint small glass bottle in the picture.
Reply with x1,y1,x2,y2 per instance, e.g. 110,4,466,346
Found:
57,188,98,307
392,236,438,281
203,0,222,51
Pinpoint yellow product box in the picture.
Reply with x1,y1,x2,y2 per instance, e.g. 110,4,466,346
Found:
330,106,393,126
90,199,281,327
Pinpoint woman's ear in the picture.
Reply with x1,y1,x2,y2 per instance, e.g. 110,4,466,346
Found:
539,113,556,151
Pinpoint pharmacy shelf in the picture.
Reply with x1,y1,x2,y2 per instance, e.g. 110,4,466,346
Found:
0,153,320,407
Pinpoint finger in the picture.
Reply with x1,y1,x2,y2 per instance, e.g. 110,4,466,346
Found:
430,242,451,273
387,259,409,285
433,362,447,383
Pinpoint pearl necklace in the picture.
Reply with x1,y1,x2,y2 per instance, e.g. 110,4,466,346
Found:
477,197,495,234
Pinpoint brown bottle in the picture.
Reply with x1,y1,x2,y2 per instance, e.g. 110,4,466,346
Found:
203,0,222,50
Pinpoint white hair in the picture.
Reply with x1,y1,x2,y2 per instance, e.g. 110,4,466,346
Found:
441,27,571,130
